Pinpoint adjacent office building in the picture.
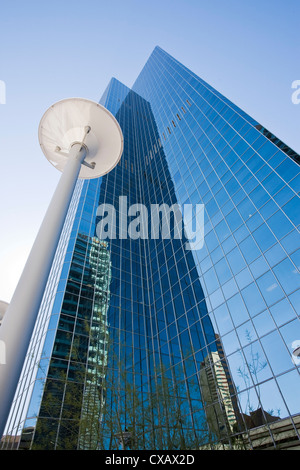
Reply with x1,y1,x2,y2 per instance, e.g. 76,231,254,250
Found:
1,46,300,450
0,301,9,327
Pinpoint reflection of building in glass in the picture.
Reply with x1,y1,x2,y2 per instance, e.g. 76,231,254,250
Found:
79,237,111,450
86,237,111,383
29,234,112,449
200,335,241,438
1,46,300,450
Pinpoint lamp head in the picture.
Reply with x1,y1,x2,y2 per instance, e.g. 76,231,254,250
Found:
38,98,123,179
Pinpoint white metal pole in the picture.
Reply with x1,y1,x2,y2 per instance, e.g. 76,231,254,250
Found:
0,143,87,439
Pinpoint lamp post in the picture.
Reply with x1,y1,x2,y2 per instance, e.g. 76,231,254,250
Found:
0,98,123,439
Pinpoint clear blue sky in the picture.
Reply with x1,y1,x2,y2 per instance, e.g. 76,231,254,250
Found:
0,0,299,302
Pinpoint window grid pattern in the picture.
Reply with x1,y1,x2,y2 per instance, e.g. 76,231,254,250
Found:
132,47,300,446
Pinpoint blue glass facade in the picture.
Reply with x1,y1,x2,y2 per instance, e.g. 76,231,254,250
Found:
2,46,300,450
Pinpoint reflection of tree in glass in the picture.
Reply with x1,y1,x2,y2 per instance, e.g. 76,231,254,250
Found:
98,356,212,450
237,330,280,419
32,344,213,450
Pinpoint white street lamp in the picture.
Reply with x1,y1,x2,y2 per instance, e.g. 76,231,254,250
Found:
0,98,123,439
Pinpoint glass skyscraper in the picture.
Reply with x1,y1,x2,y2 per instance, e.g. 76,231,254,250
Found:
1,46,300,450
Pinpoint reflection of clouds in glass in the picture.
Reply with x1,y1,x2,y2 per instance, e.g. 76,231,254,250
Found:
266,283,278,292
292,340,300,351
291,340,300,366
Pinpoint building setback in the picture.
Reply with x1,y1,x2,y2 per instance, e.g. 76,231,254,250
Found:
1,46,300,450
